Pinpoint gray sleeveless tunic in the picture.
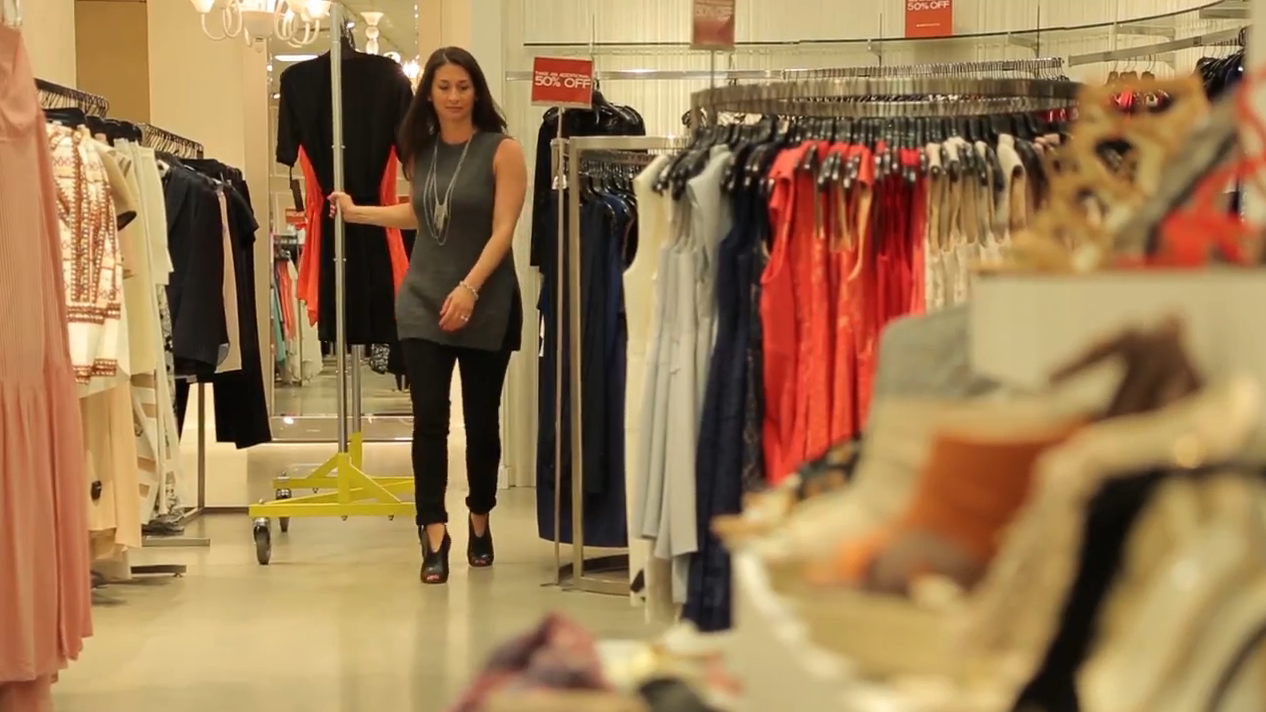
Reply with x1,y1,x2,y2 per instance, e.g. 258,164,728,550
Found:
397,132,521,351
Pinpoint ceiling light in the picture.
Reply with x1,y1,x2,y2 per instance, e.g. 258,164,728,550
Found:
188,0,323,47
274,53,319,62
402,59,421,84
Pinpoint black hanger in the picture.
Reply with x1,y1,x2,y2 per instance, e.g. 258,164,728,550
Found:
339,21,359,54
45,106,87,129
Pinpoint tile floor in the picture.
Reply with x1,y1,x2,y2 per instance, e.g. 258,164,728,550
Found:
54,490,650,712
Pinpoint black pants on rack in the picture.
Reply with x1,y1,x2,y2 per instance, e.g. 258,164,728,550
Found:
402,337,512,528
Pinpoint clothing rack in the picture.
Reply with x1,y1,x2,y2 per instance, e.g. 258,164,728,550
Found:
553,134,689,596
36,79,109,117
506,57,1068,83
689,76,1080,121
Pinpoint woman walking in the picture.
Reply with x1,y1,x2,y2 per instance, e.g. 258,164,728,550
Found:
329,46,527,584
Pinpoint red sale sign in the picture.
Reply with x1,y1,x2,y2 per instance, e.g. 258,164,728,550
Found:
691,0,736,51
906,0,952,38
530,56,595,109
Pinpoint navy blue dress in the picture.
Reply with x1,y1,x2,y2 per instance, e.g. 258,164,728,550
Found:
685,185,767,631
535,192,630,548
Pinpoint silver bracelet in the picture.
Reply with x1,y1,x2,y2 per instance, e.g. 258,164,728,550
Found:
459,280,480,301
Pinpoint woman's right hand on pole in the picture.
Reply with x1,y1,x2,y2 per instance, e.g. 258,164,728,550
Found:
328,191,355,217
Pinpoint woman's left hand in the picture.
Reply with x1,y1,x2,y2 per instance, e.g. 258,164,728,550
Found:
439,285,476,332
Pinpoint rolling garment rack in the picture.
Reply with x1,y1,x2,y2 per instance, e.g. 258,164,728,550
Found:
249,2,415,565
550,134,689,596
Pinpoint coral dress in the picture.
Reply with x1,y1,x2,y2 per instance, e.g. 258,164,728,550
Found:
0,24,94,710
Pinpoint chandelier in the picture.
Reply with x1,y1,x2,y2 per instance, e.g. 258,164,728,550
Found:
359,12,421,84
188,0,331,46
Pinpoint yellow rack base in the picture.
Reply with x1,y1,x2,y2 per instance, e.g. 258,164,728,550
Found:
248,432,416,564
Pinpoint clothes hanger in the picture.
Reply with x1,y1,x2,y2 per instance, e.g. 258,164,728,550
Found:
339,21,359,55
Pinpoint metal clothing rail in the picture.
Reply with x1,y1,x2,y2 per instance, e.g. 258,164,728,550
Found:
782,57,1066,79
140,124,205,158
1068,26,1245,66
689,76,1080,119
36,79,110,117
248,2,415,565
506,57,1067,84
553,134,688,597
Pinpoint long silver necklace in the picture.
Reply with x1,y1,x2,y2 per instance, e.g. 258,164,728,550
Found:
423,137,472,245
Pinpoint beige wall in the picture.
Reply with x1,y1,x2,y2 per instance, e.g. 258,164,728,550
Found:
76,0,149,122
418,0,444,59
21,0,77,85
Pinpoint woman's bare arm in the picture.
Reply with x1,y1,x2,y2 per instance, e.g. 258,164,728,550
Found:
342,202,418,229
462,139,527,292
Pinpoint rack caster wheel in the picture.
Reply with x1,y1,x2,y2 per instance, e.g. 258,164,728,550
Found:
276,488,292,533
388,515,394,521
252,518,272,565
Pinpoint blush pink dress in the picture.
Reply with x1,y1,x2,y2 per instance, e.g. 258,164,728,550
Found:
0,24,94,710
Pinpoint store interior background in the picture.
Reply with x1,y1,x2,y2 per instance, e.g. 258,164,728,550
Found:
18,0,1248,514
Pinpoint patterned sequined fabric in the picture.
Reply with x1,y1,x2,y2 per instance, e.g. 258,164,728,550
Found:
46,123,123,386
740,223,770,494
157,288,181,514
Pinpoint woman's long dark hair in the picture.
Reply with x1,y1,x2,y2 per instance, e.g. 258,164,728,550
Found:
399,46,507,178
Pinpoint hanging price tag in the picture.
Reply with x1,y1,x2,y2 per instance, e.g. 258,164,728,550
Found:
531,56,595,109
905,0,953,38
691,0,736,51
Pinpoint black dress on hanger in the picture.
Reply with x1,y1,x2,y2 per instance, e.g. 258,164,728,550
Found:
175,159,273,449
275,43,413,345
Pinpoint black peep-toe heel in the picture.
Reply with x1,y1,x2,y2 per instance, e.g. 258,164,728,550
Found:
467,517,494,568
420,528,451,584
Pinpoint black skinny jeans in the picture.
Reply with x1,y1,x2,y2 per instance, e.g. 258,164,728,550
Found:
402,338,512,527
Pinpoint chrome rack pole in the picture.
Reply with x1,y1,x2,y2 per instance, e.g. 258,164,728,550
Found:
331,2,349,454
157,382,210,545
567,137,585,590
552,119,566,586
197,383,207,511
136,377,206,571
351,344,363,434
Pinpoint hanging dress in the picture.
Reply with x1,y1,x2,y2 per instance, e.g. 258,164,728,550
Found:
0,24,94,707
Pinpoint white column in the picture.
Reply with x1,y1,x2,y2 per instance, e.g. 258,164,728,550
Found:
470,0,505,106
149,2,270,507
